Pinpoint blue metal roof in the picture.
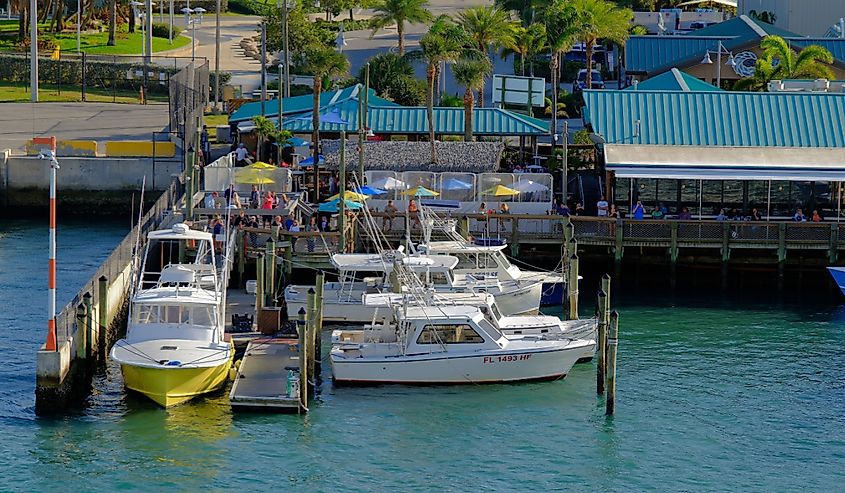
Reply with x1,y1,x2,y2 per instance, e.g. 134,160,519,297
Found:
583,89,845,148
283,105,550,136
625,15,845,75
229,84,398,123
624,68,722,92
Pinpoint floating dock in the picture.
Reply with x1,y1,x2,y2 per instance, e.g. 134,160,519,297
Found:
229,338,303,412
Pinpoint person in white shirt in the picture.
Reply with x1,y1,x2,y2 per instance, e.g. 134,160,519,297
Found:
596,196,609,217
235,143,249,166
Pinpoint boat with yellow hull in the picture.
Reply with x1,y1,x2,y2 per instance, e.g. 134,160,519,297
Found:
116,340,234,408
111,223,234,408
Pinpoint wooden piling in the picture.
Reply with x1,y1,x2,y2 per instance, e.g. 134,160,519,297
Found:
601,273,611,306
306,287,316,387
237,229,245,286
567,249,579,320
97,275,108,357
75,303,87,360
606,310,619,416
315,272,325,373
265,240,276,305
283,236,293,281
596,291,607,395
297,307,307,412
83,292,93,360
255,253,265,312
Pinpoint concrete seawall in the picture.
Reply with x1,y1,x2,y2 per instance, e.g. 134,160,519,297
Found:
0,154,182,213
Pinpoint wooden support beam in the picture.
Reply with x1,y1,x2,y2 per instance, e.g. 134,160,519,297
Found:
829,223,839,264
606,310,619,416
670,221,679,264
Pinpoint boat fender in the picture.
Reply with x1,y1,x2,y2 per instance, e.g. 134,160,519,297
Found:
164,360,182,366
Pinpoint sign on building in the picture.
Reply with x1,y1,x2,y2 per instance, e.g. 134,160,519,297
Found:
491,75,546,108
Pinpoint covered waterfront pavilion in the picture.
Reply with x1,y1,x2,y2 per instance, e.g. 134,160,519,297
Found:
583,88,845,219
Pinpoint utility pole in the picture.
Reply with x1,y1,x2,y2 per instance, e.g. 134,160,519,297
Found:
30,0,38,102
214,0,221,111
357,63,368,184
260,22,267,117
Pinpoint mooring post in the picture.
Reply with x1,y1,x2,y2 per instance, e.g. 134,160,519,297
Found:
255,253,265,312
97,275,108,358
237,229,245,286
265,240,276,306
283,236,294,281
315,272,325,374
510,216,520,257
297,307,307,412
597,291,607,395
567,240,579,320
75,303,87,360
306,287,316,388
606,310,619,416
83,292,93,360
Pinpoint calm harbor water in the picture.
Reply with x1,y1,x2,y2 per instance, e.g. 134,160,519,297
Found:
2,219,844,491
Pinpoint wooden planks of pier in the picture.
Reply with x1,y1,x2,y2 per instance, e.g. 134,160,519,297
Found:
229,338,304,413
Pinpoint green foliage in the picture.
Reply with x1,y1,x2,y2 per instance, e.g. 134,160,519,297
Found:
502,23,547,76
210,71,232,90
453,56,493,94
358,52,424,105
630,24,648,35
735,35,834,92
572,128,591,145
748,10,777,24
151,23,182,39
228,0,261,15
440,93,463,107
369,0,434,54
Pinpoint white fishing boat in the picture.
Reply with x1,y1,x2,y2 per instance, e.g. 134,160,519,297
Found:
335,293,597,361
110,223,234,408
284,252,543,322
415,209,566,305
330,305,594,384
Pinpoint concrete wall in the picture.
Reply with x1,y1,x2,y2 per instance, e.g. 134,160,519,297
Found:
3,155,182,192
739,0,845,36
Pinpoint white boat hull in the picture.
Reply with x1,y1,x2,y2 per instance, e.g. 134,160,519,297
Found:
331,340,591,384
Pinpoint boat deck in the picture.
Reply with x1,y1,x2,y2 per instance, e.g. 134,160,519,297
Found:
229,338,303,413
225,288,263,350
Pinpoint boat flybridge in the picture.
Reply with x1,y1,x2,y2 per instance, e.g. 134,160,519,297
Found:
110,223,234,408
415,208,566,305
330,305,594,384
284,251,543,323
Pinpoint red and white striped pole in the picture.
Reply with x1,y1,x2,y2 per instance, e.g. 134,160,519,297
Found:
34,136,58,351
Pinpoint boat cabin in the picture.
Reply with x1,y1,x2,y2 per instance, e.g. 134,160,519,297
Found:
400,306,506,354
128,289,222,344
418,241,522,281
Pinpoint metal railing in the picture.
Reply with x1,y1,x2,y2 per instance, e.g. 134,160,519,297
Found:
56,177,184,348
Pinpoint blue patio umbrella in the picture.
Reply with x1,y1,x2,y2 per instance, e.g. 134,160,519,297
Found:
284,136,309,147
441,178,472,191
297,109,350,126
318,199,365,213
356,185,388,195
300,154,325,166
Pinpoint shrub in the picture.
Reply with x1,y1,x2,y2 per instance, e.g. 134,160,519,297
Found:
152,23,182,39
440,94,463,107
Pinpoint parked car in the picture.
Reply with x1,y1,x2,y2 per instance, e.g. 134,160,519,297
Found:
573,69,604,91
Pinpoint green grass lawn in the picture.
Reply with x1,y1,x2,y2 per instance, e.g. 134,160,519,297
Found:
0,29,191,55
0,81,169,103
203,113,229,126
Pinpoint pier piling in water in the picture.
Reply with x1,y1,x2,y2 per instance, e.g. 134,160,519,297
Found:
596,291,607,395
265,241,276,304
97,276,108,358
255,254,265,312
568,250,579,320
306,288,316,389
315,273,325,375
83,293,93,360
297,307,308,412
606,310,619,416
75,303,87,360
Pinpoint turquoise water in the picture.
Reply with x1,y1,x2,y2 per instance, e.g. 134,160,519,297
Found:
2,220,845,491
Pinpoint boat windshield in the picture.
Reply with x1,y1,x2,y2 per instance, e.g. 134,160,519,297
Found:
492,251,512,270
416,324,485,344
132,304,217,327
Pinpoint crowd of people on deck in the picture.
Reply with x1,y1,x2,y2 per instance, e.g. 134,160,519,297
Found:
547,196,829,222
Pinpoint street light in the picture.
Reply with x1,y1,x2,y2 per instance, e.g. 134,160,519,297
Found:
214,0,222,111
182,7,198,61
700,40,736,88
131,1,155,59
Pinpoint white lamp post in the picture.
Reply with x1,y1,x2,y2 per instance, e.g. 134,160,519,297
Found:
76,0,82,54
700,40,736,88
182,7,197,61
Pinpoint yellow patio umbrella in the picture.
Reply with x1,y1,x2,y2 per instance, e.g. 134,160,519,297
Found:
326,190,369,202
403,186,440,197
234,169,276,185
483,184,520,197
244,161,277,170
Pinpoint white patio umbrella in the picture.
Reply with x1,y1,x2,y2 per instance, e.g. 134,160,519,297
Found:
370,176,408,190
513,180,551,193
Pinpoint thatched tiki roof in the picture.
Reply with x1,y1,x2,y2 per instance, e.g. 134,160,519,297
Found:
320,140,505,172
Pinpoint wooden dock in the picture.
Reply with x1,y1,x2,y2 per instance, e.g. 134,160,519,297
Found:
229,338,304,413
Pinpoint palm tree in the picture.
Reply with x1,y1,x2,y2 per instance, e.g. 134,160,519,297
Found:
733,36,834,92
418,16,467,164
571,0,632,89
457,6,516,107
544,0,579,156
302,45,350,201
453,56,493,141
369,0,433,55
763,35,834,80
502,23,547,77
108,0,117,46
495,0,550,26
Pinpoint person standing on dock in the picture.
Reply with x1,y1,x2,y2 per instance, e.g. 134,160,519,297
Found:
632,200,645,220
597,196,609,217
383,200,397,231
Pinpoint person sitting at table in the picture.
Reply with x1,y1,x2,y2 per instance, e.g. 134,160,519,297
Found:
793,208,807,222
716,209,727,221
812,209,823,222
678,207,692,220
650,205,664,220
750,208,762,221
